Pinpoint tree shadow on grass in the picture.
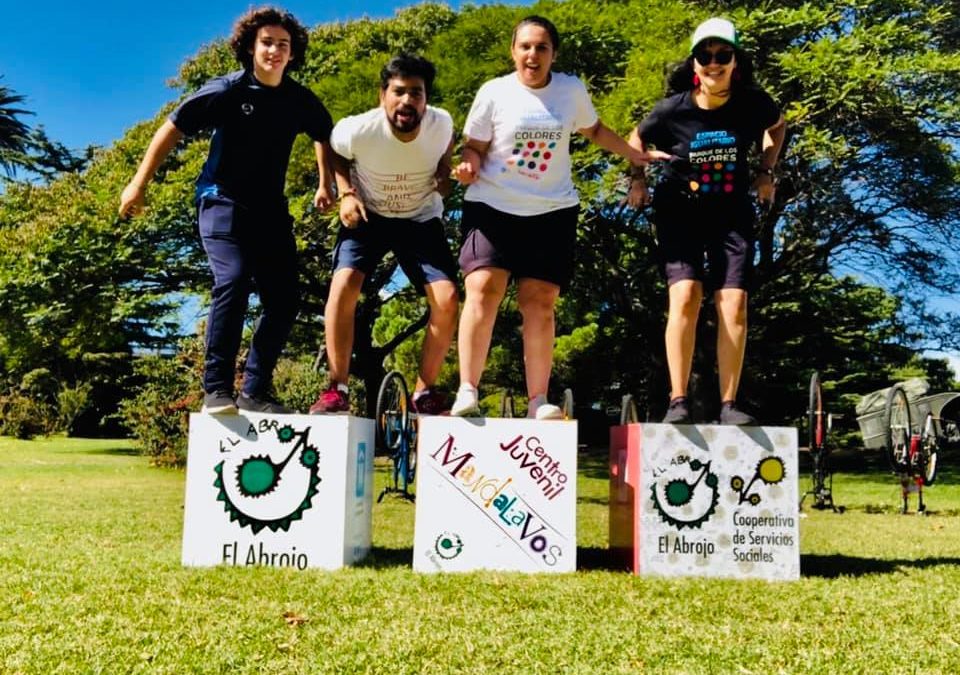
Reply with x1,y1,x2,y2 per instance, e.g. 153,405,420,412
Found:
802,554,960,578
359,546,414,569
579,447,610,481
77,445,140,457
578,546,631,572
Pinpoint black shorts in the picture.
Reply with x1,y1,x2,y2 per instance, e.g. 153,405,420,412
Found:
332,212,458,294
651,191,756,291
458,200,579,291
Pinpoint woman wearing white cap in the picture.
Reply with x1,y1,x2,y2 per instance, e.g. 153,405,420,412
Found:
626,17,786,425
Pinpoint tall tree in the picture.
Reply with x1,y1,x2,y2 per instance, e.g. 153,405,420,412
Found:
0,81,31,176
2,1,957,428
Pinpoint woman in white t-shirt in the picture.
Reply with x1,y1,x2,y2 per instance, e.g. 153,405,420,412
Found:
450,15,662,419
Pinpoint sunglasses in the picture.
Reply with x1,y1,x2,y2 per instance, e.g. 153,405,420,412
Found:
693,48,735,66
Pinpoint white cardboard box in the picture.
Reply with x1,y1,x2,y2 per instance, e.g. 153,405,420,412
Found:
413,417,577,573
610,423,799,581
182,413,374,570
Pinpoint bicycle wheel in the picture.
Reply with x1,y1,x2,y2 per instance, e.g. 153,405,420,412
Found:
499,391,515,418
404,414,418,486
561,388,574,420
884,384,912,473
621,394,639,425
918,412,939,486
808,372,825,452
376,371,409,453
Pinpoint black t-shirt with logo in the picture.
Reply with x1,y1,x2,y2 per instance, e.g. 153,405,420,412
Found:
170,69,333,208
638,87,780,205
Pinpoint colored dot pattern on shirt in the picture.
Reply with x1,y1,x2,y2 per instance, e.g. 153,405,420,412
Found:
505,140,557,174
696,161,736,193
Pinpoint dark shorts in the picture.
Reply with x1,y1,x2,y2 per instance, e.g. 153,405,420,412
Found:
332,212,458,293
651,191,756,290
458,200,579,291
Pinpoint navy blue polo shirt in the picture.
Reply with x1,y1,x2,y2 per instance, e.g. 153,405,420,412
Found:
170,69,333,208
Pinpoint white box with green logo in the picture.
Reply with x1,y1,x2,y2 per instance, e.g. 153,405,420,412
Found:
182,413,374,569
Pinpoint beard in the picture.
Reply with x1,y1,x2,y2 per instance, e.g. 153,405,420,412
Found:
389,107,422,133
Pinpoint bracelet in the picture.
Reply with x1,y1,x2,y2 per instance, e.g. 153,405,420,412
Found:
338,187,358,201
757,166,776,177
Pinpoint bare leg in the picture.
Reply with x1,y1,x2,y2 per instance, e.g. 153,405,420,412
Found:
415,279,459,392
665,280,703,398
457,268,509,388
715,287,748,402
517,278,561,400
324,267,365,385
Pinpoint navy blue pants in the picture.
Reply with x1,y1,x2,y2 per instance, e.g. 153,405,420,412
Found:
197,194,299,397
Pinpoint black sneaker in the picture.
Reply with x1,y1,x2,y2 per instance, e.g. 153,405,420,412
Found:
720,401,756,426
237,393,294,415
662,397,691,424
202,390,238,415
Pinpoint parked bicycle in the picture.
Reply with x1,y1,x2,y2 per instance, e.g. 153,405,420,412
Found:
375,371,417,503
884,383,939,514
799,372,843,512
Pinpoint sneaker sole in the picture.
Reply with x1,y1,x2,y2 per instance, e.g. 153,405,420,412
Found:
450,406,481,417
202,404,239,415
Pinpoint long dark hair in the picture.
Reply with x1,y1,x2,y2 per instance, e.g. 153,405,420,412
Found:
512,15,561,51
664,45,756,97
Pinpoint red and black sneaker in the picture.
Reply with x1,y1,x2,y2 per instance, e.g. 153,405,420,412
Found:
309,385,350,414
412,388,450,415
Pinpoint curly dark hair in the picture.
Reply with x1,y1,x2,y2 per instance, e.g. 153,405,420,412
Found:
665,43,756,97
230,7,309,73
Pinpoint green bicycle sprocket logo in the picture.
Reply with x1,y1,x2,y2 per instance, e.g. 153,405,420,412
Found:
214,425,321,534
650,458,720,529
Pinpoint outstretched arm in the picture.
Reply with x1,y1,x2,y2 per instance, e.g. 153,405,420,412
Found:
625,128,651,208
331,150,367,228
452,137,490,185
313,141,335,211
754,115,787,205
579,120,670,167
436,135,455,198
118,120,185,218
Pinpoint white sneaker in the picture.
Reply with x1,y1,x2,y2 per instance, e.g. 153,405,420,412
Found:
450,384,481,417
528,395,562,420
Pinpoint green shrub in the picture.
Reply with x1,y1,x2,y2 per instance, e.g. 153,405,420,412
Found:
20,368,58,403
271,355,326,413
0,390,55,439
57,381,93,436
117,336,204,467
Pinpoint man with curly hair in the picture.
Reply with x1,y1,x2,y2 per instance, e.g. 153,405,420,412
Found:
120,7,334,415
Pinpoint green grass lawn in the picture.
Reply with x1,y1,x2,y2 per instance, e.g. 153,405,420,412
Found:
2,436,959,674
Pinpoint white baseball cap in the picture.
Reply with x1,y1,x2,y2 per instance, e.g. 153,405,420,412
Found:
690,17,739,52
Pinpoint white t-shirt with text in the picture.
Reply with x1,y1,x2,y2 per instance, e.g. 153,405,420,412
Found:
463,72,598,216
330,105,453,221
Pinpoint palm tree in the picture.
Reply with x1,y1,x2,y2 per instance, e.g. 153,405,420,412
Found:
0,80,33,176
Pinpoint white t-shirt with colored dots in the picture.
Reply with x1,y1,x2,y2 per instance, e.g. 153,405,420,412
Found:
463,72,598,216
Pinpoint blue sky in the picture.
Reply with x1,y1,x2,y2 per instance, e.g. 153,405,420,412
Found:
0,1,448,151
